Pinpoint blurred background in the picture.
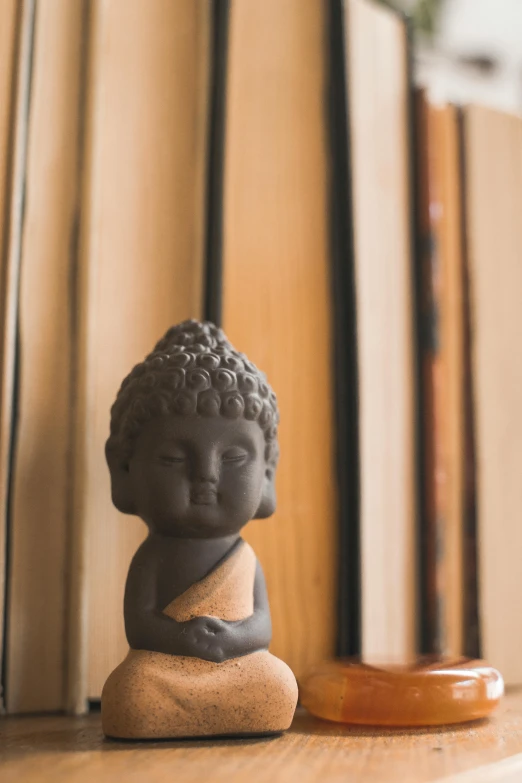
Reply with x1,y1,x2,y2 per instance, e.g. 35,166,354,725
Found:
393,0,522,111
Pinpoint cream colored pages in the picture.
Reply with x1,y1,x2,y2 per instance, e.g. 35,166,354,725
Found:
465,105,522,685
222,0,338,678
347,0,416,663
70,0,209,708
5,0,85,714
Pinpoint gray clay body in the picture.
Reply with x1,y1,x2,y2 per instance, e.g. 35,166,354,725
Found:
101,320,298,739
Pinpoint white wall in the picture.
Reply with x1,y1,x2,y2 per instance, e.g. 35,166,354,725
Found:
407,0,522,112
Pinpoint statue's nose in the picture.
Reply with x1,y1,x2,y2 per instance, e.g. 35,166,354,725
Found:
192,453,219,484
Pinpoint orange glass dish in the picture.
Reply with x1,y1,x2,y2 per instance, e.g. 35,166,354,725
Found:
299,657,504,727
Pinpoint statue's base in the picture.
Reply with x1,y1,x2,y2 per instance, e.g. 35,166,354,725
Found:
299,657,504,727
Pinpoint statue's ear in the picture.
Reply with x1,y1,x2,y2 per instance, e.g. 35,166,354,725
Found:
105,438,136,515
254,467,277,519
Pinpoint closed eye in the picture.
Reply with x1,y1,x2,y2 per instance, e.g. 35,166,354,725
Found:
222,450,248,463
158,455,185,464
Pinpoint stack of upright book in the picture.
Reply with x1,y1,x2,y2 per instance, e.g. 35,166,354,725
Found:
1,0,521,715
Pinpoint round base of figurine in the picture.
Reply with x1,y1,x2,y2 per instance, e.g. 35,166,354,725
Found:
299,657,504,727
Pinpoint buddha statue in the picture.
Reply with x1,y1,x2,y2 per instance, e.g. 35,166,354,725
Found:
101,320,298,739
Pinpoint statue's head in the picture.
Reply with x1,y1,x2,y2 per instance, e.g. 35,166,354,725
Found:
106,320,279,538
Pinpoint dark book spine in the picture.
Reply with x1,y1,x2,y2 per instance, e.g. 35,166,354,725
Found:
203,0,229,327
415,93,448,656
458,108,480,659
406,22,424,662
327,0,361,657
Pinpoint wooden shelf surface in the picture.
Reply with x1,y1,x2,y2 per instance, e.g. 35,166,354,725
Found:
2,690,522,782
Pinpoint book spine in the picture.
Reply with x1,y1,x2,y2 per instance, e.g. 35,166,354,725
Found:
0,0,35,711
221,0,338,677
458,108,480,660
0,0,23,712
327,0,361,658
68,0,210,708
349,0,416,663
5,0,87,714
416,93,452,656
437,105,465,657
203,0,229,326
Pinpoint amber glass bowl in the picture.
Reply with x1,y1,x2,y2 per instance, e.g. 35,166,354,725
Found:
299,657,504,727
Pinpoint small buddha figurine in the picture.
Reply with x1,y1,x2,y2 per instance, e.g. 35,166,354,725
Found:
101,320,298,739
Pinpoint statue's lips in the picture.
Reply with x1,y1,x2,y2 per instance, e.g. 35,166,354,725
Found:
190,491,218,505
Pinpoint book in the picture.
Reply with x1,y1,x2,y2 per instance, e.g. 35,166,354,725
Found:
463,105,522,684
7,0,520,715
430,104,465,657
344,0,417,663
415,90,442,655
415,95,465,656
4,0,85,713
218,0,338,679
0,0,33,710
460,106,480,659
68,0,210,710
328,0,360,657
0,0,21,710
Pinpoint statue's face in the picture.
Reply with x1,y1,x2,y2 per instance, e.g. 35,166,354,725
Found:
128,414,267,537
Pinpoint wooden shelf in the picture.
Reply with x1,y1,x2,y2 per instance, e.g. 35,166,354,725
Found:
2,690,522,782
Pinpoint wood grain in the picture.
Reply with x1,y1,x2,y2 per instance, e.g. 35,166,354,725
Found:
443,754,522,783
5,0,85,714
221,0,338,678
464,105,522,684
2,692,522,783
347,0,416,663
0,0,21,709
69,0,210,708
